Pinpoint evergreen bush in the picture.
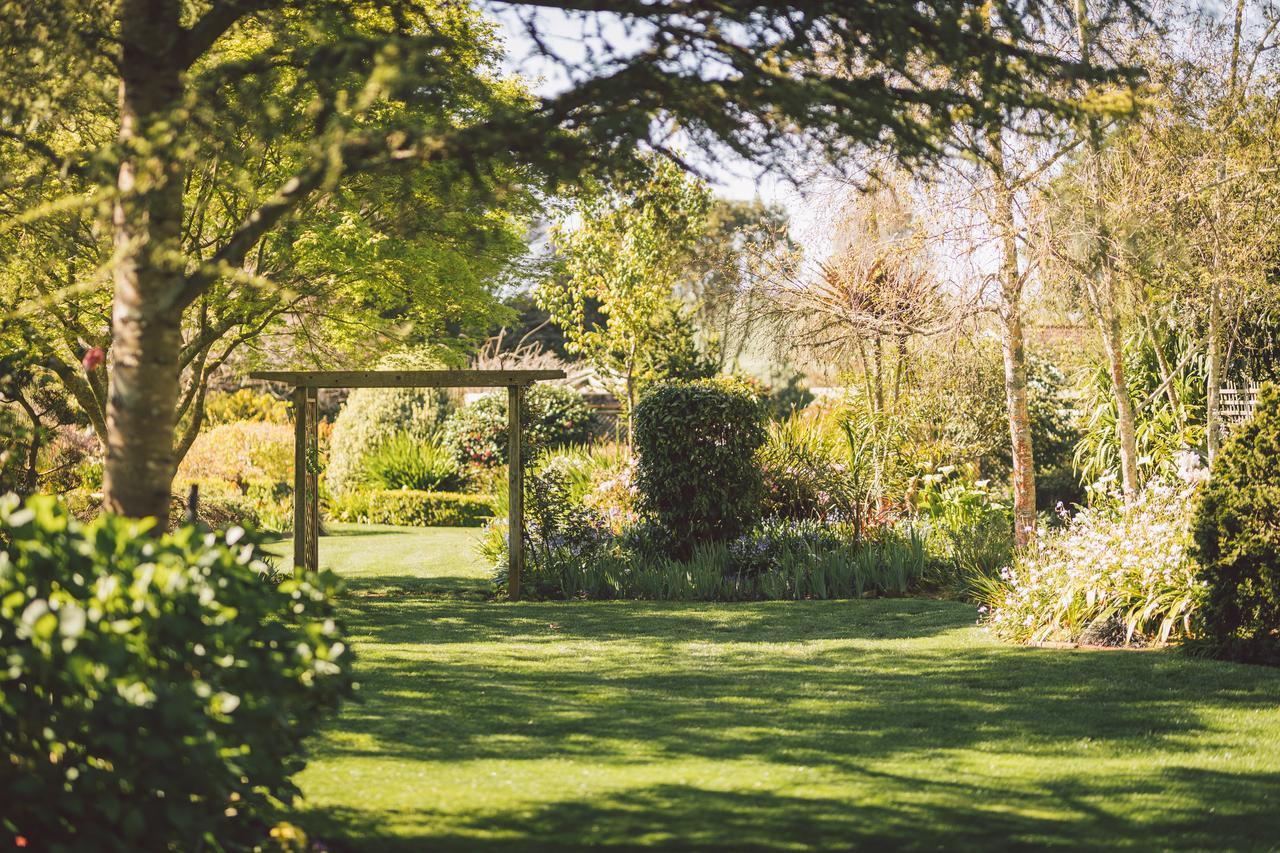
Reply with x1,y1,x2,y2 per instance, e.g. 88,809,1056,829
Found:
633,378,766,554
1192,383,1280,664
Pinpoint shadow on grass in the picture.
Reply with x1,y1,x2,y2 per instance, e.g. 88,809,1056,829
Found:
341,575,492,600
306,767,1280,852
299,597,1280,850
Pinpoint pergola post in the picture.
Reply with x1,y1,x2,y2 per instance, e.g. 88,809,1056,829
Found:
292,385,320,573
305,387,319,572
507,385,524,602
292,385,307,572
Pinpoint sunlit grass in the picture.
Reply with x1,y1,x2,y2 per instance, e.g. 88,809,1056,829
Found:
274,526,1280,851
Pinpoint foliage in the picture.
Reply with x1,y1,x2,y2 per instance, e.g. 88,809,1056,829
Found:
327,351,451,496
1191,384,1280,665
983,481,1203,646
912,467,1012,596
542,157,713,427
497,469,925,601
759,410,858,523
0,495,353,849
203,389,290,426
178,421,295,485
1026,357,1084,510
764,373,816,420
329,489,494,527
362,432,463,492
57,482,292,533
441,384,596,467
182,478,295,533
1074,326,1205,491
633,378,767,553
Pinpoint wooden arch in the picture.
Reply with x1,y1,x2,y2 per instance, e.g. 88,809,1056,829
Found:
251,369,566,601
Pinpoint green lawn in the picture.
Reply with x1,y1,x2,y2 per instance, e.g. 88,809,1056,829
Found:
273,526,1280,851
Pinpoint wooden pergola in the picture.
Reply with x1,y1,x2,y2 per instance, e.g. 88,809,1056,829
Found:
250,369,566,601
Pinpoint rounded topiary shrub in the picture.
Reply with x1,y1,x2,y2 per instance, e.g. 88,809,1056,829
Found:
326,350,450,496
0,495,353,849
633,377,767,554
1192,383,1280,665
441,383,596,467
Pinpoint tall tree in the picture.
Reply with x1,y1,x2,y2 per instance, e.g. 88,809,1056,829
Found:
542,157,711,442
3,0,1140,520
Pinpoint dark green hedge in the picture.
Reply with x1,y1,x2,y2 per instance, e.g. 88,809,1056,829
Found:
329,489,495,527
1192,383,1280,665
633,378,767,554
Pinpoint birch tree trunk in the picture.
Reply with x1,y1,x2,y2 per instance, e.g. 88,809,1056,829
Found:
1074,0,1140,504
987,133,1037,548
1205,273,1224,463
102,0,187,521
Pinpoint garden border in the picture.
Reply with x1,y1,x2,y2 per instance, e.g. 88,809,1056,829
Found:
250,369,565,600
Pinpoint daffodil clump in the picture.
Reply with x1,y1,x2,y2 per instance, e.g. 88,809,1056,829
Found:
982,478,1205,647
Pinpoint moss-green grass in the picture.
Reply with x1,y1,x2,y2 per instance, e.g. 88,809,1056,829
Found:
274,526,1280,851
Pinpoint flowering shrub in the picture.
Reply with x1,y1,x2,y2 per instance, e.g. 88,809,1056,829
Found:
982,481,1204,646
178,421,295,484
0,495,353,849
441,384,596,467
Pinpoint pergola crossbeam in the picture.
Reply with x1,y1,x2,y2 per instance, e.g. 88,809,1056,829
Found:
251,369,563,388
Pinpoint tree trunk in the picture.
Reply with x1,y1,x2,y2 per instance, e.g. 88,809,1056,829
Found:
1099,298,1141,501
102,0,186,521
1206,276,1223,463
1074,0,1139,504
987,138,1037,548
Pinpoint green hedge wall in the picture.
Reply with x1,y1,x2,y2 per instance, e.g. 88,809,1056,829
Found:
329,489,495,527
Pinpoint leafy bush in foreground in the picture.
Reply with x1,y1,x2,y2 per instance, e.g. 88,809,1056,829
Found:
1192,384,1280,665
330,489,494,527
983,481,1202,646
634,378,767,554
0,495,353,850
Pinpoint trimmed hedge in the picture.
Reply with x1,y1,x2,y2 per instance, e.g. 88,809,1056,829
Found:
329,489,495,527
1192,383,1280,665
0,495,353,849
633,377,767,554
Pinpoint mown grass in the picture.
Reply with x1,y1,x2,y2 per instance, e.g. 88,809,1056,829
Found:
271,526,1280,851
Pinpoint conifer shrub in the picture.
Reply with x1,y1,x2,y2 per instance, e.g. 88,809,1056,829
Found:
1192,383,1280,665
